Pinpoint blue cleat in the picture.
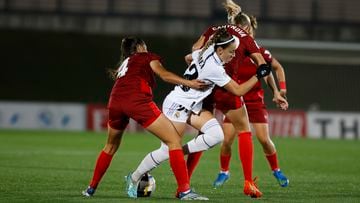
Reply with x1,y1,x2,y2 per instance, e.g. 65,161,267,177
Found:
213,172,230,188
273,169,289,187
125,172,138,198
178,189,209,200
82,186,95,197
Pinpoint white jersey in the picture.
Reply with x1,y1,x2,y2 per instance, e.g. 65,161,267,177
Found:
165,45,231,114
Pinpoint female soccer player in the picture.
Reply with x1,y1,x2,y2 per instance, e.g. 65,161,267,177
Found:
185,1,288,198
211,0,289,191
127,28,273,199
82,36,209,200
213,12,289,188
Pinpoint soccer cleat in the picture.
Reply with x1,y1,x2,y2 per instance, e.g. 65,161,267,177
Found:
125,172,138,198
213,172,230,188
243,178,262,198
178,190,209,201
82,186,95,197
273,169,289,187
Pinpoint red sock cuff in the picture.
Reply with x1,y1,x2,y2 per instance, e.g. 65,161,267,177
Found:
266,152,279,171
238,131,252,138
220,154,231,172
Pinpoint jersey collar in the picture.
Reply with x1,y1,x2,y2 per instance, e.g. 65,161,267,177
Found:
213,52,224,65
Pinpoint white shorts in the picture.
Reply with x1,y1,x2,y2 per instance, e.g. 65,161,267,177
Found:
162,97,192,123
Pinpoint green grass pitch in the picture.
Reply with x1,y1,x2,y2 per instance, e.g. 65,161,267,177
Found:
0,130,359,202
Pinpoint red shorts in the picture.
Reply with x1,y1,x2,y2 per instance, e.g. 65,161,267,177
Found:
107,94,161,130
246,102,268,123
223,102,268,123
213,87,243,112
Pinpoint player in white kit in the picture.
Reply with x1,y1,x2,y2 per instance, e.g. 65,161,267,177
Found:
126,28,272,199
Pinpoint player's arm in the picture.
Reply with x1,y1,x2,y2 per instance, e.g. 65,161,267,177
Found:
249,52,267,66
184,54,193,65
223,64,270,96
192,35,206,51
264,72,288,110
149,60,207,90
271,57,287,98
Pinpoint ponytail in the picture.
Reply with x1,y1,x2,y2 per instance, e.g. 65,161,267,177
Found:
223,0,242,24
198,28,233,62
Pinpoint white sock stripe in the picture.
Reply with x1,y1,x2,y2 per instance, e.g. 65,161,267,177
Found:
150,152,160,165
201,134,212,148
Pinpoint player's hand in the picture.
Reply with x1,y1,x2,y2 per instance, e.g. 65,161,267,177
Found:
188,79,210,91
273,92,288,110
280,89,287,100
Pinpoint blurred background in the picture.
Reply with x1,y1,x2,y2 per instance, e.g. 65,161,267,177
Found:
1,0,360,139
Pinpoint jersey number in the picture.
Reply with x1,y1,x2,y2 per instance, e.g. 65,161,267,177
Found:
180,64,198,92
117,58,129,78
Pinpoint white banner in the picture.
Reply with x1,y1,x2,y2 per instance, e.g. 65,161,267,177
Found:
0,101,86,130
307,112,360,139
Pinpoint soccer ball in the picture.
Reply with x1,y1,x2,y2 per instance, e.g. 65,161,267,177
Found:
137,173,156,197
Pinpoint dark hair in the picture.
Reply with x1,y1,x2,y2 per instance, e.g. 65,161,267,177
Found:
108,36,146,80
120,36,145,63
198,28,234,61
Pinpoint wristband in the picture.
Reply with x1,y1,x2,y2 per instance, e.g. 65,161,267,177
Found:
279,81,286,90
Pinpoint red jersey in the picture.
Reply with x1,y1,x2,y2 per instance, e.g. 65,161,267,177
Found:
110,52,161,97
239,47,273,103
202,24,261,80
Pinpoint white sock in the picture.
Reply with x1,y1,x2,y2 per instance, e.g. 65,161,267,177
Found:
131,142,169,182
186,118,224,153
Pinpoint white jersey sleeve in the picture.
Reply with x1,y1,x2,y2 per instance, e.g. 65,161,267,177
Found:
203,65,231,87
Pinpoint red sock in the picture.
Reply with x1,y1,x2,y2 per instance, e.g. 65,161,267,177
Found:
169,149,190,193
187,151,203,179
220,153,231,172
266,152,279,171
89,150,113,189
238,131,253,181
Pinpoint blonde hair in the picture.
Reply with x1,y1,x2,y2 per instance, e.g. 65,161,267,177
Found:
223,0,251,29
249,15,258,30
223,0,241,24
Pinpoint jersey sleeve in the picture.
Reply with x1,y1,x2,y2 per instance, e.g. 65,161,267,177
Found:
202,26,216,46
206,65,232,87
243,36,261,55
147,52,162,62
260,47,273,64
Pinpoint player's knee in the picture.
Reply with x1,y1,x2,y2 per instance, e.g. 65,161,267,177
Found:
201,118,224,147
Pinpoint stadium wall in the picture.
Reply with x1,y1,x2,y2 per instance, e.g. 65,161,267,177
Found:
1,101,359,140
1,30,360,112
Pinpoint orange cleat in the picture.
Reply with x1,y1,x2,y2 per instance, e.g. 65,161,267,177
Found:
243,177,262,198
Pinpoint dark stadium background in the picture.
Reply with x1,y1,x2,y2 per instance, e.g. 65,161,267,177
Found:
1,0,360,111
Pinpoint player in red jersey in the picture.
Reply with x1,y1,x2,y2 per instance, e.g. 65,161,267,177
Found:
82,36,209,200
185,1,288,198
209,0,288,191
216,12,289,188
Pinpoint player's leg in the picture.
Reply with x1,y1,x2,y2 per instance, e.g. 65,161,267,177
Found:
130,121,186,183
213,120,236,188
225,106,262,198
145,114,208,200
183,110,224,154
130,98,189,184
186,94,215,179
83,125,125,197
252,123,289,187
